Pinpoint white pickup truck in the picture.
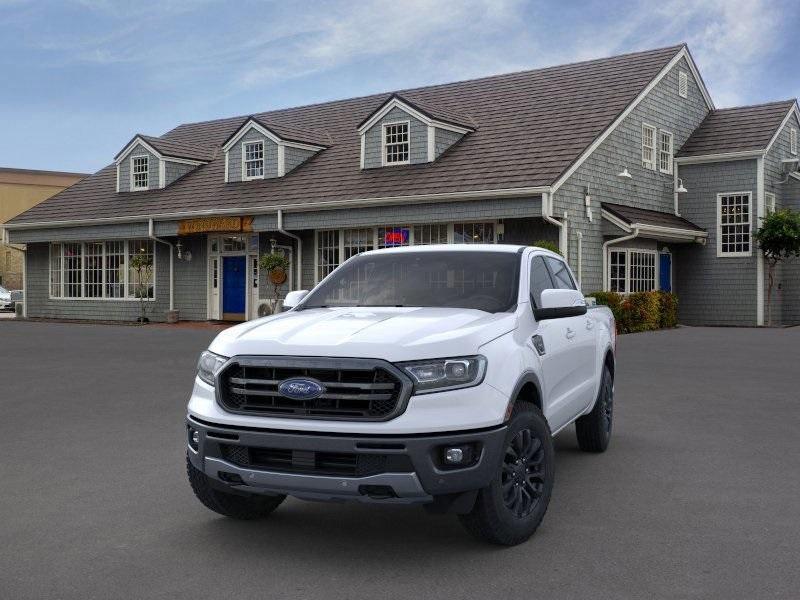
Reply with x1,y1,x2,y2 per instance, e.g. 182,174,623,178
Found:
186,245,616,545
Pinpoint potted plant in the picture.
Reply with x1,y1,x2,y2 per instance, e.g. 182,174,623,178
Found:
130,251,153,323
259,252,291,314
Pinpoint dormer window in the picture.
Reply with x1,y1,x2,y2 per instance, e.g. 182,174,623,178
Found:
383,122,410,165
131,156,149,190
243,141,265,179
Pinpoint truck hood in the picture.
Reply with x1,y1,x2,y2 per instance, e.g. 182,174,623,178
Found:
209,307,517,362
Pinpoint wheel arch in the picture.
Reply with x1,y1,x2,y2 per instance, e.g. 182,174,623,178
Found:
508,371,544,415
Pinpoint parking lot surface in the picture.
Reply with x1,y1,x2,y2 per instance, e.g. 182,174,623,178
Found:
1,321,798,599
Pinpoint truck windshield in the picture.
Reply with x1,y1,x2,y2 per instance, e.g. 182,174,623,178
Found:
301,251,520,313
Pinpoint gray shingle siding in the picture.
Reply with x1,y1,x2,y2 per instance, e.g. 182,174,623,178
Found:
227,128,279,182
172,235,208,320
164,161,195,186
764,110,800,325
9,223,150,244
118,142,159,192
363,107,427,168
284,146,317,174
434,128,463,159
674,160,758,326
554,58,710,293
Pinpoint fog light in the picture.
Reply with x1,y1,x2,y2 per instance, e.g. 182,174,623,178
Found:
444,447,464,464
188,427,200,451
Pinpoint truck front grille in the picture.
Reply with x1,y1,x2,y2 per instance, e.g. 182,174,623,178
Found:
216,356,412,421
220,444,413,477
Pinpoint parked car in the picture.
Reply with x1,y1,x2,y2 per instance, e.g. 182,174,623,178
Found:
0,285,14,311
185,245,616,545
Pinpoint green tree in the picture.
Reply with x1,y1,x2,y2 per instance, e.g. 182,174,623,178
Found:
129,251,153,323
533,239,561,256
259,252,291,311
754,208,800,326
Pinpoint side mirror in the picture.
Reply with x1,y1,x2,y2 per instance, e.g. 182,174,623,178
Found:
282,290,309,311
533,289,587,320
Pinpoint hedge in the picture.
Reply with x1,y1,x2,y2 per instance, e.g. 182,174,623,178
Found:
588,290,678,333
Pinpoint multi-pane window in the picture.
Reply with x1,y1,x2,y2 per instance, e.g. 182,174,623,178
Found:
243,141,264,178
766,192,776,215
718,193,752,256
49,240,155,299
84,242,104,298
383,122,409,165
791,128,797,155
378,226,410,248
608,249,656,293
413,224,448,245
131,156,149,190
343,228,374,259
659,131,674,174
678,70,688,98
453,222,494,243
222,235,247,252
317,229,340,281
105,241,126,298
642,123,656,170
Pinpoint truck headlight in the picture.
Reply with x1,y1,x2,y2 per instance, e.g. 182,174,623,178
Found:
399,356,487,394
197,351,228,387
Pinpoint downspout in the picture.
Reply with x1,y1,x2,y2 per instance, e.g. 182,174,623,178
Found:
148,219,174,312
602,228,639,291
673,161,681,216
576,231,583,287
277,209,303,290
541,192,566,256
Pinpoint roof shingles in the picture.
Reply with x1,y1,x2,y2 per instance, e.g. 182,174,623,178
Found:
12,45,686,225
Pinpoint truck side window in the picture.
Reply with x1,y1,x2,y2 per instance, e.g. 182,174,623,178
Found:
544,257,577,290
530,256,555,308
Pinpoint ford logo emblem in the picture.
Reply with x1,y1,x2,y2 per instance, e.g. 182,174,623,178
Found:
278,378,325,400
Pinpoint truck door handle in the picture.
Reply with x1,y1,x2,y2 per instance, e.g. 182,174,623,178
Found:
586,319,594,330
565,328,576,340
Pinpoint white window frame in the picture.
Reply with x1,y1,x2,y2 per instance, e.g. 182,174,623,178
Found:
642,123,657,170
48,240,156,301
606,248,659,293
716,192,753,257
130,155,149,191
765,192,776,214
382,120,411,166
242,140,265,180
658,130,674,174
313,221,498,283
678,70,688,99
790,127,797,155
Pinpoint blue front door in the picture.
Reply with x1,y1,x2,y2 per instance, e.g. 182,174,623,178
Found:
659,253,672,292
223,256,246,318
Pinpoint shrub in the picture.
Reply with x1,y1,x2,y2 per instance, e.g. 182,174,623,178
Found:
622,291,661,333
533,239,561,256
657,291,679,328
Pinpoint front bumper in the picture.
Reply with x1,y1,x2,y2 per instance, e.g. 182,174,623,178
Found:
187,415,508,505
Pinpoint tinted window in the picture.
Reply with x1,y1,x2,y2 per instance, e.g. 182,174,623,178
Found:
529,256,554,308
302,251,521,313
544,257,576,290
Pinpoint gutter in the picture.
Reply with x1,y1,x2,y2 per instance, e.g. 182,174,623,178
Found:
148,219,174,312
541,192,567,258
277,209,303,290
602,228,640,291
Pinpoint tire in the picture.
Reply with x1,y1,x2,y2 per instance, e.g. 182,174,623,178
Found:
458,402,554,546
186,455,286,520
575,365,614,453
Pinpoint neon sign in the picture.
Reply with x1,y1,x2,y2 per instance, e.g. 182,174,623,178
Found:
383,228,409,246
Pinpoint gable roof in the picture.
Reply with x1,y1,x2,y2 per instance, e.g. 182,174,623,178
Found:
602,202,705,233
356,93,475,132
221,116,331,150
677,100,798,158
10,45,690,226
114,134,216,163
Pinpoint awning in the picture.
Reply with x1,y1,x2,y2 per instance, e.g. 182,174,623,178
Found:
601,203,707,243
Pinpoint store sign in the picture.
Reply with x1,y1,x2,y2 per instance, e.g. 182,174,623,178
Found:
383,228,409,246
177,216,254,235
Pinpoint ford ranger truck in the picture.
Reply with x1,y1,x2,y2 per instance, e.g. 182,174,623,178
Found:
186,245,616,545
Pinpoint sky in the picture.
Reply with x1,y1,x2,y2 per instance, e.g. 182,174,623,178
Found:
1,0,798,173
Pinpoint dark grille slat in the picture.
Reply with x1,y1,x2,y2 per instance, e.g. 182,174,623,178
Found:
218,357,409,421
